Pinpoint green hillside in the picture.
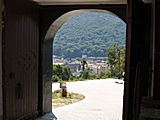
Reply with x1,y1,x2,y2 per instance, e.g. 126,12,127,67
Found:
53,12,126,59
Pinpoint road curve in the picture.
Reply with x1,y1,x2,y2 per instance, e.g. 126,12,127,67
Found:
52,78,124,120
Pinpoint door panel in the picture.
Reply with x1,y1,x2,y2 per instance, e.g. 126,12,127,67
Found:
3,1,39,119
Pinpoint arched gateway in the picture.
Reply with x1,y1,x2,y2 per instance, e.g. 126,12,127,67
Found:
1,0,158,120
39,4,126,119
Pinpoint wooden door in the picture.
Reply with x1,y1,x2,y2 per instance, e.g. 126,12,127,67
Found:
3,1,39,119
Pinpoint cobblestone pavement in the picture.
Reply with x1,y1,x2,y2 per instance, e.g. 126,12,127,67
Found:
52,79,124,120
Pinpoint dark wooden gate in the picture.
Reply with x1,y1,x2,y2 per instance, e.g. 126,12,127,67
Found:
3,0,39,119
123,1,152,120
154,1,160,100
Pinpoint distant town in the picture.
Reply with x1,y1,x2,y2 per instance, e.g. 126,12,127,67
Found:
53,55,110,77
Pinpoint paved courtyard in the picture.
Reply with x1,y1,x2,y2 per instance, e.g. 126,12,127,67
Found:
52,79,124,120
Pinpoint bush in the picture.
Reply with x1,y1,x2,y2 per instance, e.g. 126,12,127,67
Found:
82,69,90,79
52,75,61,82
78,77,85,81
52,65,72,81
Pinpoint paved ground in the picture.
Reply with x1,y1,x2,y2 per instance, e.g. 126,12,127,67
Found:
52,79,124,120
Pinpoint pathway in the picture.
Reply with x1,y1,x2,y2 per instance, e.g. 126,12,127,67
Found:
52,79,124,120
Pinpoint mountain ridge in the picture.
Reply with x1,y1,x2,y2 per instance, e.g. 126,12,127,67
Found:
53,12,126,59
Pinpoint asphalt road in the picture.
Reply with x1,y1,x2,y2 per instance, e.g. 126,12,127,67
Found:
52,78,124,120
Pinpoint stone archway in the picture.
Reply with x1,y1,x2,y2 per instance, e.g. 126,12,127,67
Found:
40,8,126,117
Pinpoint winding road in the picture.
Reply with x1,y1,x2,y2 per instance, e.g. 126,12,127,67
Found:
52,78,124,120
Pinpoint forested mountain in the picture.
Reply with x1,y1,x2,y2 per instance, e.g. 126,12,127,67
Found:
53,12,126,59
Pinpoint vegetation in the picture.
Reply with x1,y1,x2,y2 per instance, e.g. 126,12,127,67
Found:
52,65,72,82
107,43,125,78
52,12,126,81
52,13,126,109
52,90,85,108
53,12,126,59
52,64,112,82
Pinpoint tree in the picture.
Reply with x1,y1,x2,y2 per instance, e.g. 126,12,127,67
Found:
107,43,125,78
52,65,72,82
62,67,72,80
107,43,119,76
81,68,94,80
53,65,63,79
81,59,88,72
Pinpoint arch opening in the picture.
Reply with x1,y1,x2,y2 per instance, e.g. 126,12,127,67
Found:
41,9,126,119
